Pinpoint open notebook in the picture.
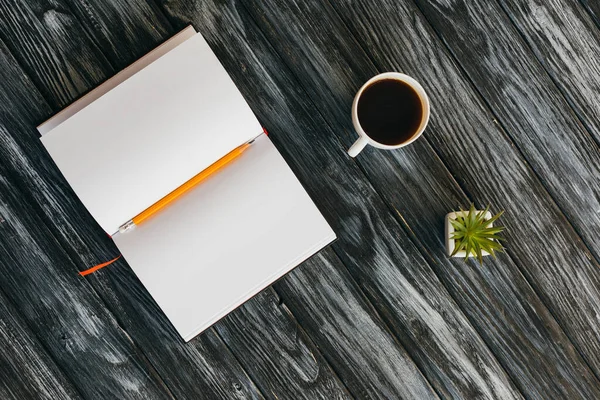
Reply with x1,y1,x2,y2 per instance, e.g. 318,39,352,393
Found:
38,26,336,341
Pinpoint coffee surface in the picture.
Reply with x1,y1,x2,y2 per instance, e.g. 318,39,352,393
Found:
357,79,423,145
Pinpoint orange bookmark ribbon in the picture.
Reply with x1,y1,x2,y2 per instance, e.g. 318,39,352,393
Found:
79,255,122,276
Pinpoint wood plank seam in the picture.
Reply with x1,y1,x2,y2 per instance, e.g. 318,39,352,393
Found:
370,0,600,385
236,0,523,380
0,163,181,397
494,0,600,151
210,331,269,400
0,49,178,399
221,2,523,397
273,265,444,400
0,281,84,399
233,0,600,397
0,3,351,395
271,248,441,399
0,9,265,397
271,270,440,399
212,288,355,399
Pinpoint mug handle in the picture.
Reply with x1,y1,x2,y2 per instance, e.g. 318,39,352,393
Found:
347,136,368,158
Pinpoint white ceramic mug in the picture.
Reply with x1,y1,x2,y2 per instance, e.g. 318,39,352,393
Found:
348,72,430,157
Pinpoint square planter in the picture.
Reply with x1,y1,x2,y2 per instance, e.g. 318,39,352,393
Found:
445,210,492,257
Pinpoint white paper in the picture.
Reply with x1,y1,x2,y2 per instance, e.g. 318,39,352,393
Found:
113,134,336,341
37,26,197,135
41,33,262,234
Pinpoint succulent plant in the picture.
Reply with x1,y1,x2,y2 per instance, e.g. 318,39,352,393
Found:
450,204,505,264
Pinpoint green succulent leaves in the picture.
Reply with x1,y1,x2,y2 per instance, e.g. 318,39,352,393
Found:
450,204,505,264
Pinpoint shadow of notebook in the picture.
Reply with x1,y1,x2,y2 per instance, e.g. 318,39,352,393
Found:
38,26,336,341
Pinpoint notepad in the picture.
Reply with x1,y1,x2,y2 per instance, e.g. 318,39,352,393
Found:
38,26,336,341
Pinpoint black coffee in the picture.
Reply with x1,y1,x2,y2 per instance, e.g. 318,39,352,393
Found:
357,79,423,145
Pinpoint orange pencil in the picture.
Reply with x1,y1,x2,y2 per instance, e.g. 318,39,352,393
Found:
118,141,252,233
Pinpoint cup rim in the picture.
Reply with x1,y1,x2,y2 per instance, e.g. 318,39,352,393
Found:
352,72,430,149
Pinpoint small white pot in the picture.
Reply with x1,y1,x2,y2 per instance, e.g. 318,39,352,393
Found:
445,210,492,257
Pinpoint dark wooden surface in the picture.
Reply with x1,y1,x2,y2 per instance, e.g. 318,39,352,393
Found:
0,0,599,398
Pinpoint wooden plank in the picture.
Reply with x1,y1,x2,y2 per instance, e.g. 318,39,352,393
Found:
235,0,600,398
0,291,81,400
0,5,266,398
407,0,600,378
0,162,172,400
60,0,173,69
273,248,438,399
0,0,347,397
499,0,600,169
7,0,436,397
157,1,522,398
60,5,440,396
0,39,173,399
215,289,352,399
0,0,111,108
580,0,600,28
86,260,265,399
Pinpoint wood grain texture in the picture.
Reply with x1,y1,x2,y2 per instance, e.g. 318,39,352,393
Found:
0,11,265,399
0,0,111,108
158,1,522,398
236,0,600,398
215,289,352,400
0,81,266,400
274,248,438,400
62,0,173,69
66,4,441,396
87,260,265,400
0,39,173,399
0,290,81,400
499,0,600,189
409,0,600,379
580,0,600,28
0,165,172,400
0,2,351,398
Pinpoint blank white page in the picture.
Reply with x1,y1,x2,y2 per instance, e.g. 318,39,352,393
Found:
38,26,197,135
113,134,336,341
41,33,262,235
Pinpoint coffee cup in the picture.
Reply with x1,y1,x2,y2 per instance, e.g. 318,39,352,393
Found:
348,72,430,157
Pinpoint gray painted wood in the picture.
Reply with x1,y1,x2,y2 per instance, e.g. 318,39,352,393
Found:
215,289,352,400
580,0,600,28
237,0,600,398
498,0,600,210
274,248,438,400
88,260,266,400
61,0,173,69
409,0,600,379
0,290,81,400
1,0,599,397
0,5,264,399
0,39,173,400
0,0,111,108
0,1,351,398
158,1,522,398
